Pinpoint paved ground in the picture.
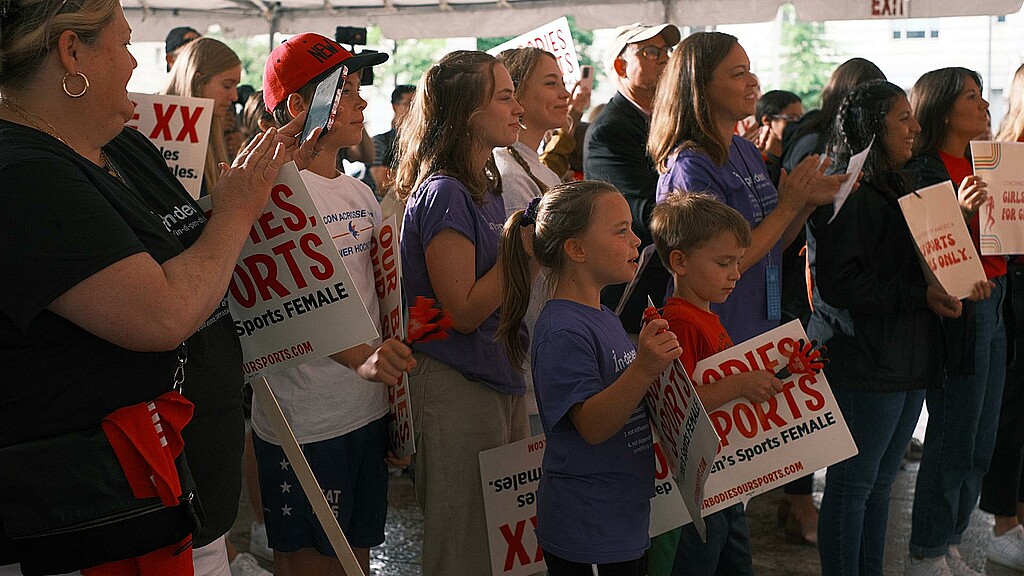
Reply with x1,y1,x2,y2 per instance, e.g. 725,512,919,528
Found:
230,419,1016,575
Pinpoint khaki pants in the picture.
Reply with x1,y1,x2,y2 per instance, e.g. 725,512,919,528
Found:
409,353,530,576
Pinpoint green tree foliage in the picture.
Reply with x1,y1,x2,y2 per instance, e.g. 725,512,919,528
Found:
778,4,835,106
207,33,270,92
374,36,451,86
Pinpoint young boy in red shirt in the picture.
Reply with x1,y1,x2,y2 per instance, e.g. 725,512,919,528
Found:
647,191,784,576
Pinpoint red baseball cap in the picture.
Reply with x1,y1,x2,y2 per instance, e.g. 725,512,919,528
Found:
263,32,389,113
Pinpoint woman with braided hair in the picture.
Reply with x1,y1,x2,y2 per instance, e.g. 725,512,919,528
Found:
806,79,960,576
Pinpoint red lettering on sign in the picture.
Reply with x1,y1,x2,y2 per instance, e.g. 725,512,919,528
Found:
176,105,203,143
500,520,531,571
150,103,177,140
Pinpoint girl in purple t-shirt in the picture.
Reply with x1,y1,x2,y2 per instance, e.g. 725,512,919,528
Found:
392,50,530,576
497,180,680,575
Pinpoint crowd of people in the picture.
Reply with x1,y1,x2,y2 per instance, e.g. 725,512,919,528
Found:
2,2,1024,576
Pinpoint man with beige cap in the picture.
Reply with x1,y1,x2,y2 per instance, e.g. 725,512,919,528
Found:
584,22,681,333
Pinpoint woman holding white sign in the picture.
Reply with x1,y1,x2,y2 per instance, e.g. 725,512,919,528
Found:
395,50,531,576
806,79,954,576
0,0,295,573
906,67,1007,576
647,31,845,568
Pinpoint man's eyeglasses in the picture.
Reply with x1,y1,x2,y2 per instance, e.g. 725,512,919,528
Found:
633,45,675,60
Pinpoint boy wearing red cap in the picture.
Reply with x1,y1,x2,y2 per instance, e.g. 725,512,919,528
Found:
251,33,413,576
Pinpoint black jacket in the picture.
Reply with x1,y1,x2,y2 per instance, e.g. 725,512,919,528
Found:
584,92,671,329
808,179,944,391
905,151,977,375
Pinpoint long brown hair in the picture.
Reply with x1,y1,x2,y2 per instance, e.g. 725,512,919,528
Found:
910,67,983,155
162,37,241,188
393,50,501,206
497,180,619,369
648,31,738,171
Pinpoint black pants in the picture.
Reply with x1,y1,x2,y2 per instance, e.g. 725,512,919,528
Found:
980,262,1024,517
544,550,647,576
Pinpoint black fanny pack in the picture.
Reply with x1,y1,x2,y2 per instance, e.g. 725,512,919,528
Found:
0,426,204,575
0,344,204,576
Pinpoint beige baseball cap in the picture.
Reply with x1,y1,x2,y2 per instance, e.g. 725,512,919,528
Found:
606,22,682,72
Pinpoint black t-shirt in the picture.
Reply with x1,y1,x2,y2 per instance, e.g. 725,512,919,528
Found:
372,128,398,168
0,122,243,545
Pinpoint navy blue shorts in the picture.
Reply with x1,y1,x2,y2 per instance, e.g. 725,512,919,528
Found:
253,416,389,553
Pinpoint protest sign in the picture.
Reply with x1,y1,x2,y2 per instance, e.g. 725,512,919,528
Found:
486,17,582,85
694,320,857,516
371,215,415,457
971,141,1024,255
479,434,687,576
644,298,719,540
127,93,213,199
830,136,873,224
899,181,986,299
198,163,378,379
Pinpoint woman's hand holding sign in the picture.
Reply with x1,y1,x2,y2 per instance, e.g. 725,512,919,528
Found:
957,174,988,217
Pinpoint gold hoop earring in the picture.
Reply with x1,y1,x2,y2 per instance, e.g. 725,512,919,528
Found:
62,72,89,98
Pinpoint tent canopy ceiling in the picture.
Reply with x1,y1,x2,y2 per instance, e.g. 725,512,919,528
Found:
122,0,1024,41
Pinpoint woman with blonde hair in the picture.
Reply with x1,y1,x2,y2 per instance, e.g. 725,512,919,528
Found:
0,0,296,574
163,36,242,194
995,63,1024,142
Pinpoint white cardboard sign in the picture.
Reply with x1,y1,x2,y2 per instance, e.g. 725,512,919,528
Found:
899,181,987,299
198,163,378,380
644,299,719,540
371,215,415,457
127,92,213,200
479,434,687,576
971,141,1024,255
486,17,582,85
693,320,858,516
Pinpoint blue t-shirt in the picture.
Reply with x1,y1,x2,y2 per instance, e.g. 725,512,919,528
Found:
531,299,654,564
657,135,781,344
401,174,525,395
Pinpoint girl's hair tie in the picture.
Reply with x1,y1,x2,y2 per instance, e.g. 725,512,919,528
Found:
520,197,541,226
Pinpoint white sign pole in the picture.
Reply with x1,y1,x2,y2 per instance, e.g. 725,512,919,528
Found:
250,378,365,576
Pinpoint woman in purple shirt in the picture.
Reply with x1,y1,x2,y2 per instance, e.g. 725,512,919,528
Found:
393,50,530,576
646,31,845,570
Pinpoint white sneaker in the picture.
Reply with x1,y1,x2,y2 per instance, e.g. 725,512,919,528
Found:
249,521,273,562
905,555,953,576
230,552,272,576
989,524,1024,571
945,551,983,576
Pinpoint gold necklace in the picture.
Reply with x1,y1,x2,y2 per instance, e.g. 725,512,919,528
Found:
1,96,126,185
